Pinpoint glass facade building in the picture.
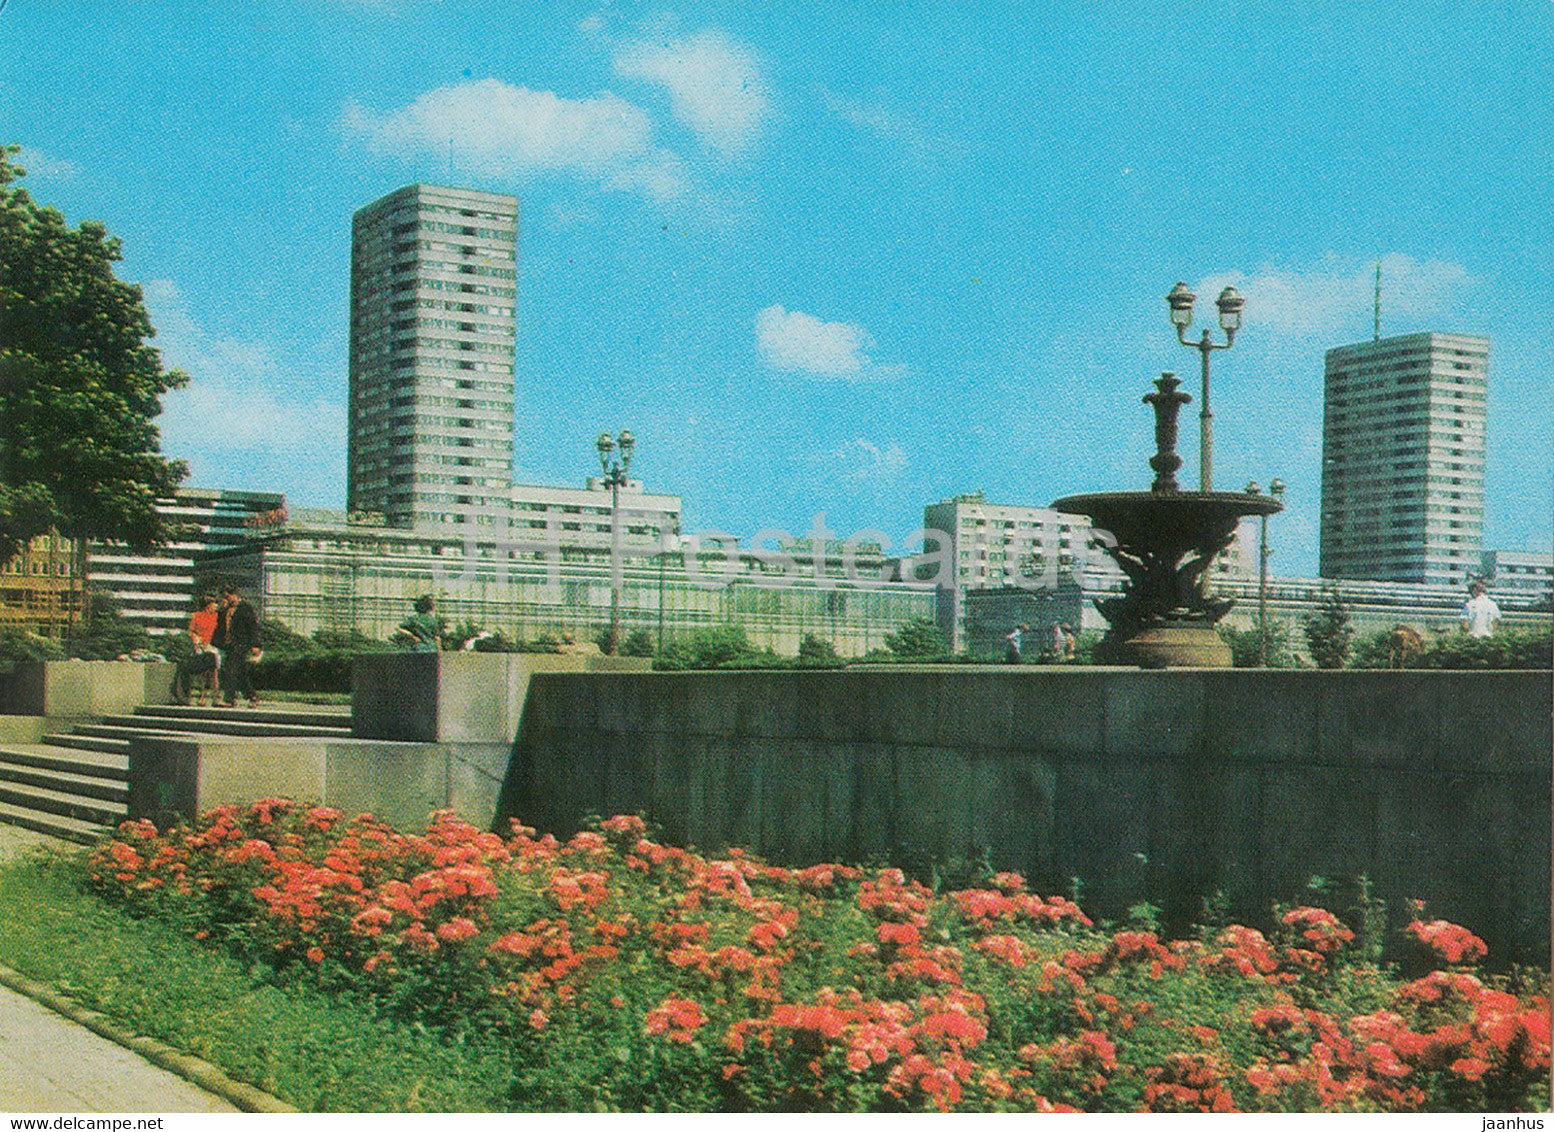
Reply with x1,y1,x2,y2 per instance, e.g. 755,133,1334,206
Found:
201,511,937,657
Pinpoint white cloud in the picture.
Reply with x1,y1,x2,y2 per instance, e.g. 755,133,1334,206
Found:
10,146,79,182
755,305,902,380
614,30,770,157
820,89,960,164
144,280,346,461
344,78,689,202
1197,254,1472,339
830,437,908,485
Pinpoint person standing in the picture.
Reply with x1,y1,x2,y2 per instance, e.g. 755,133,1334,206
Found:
1461,581,1501,639
1005,622,1027,665
212,583,262,707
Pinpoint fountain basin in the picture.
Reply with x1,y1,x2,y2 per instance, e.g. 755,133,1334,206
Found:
1053,490,1283,668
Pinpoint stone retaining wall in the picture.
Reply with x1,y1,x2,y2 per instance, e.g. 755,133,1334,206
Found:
501,668,1552,964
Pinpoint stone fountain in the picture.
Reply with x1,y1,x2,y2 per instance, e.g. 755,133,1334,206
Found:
1052,372,1282,668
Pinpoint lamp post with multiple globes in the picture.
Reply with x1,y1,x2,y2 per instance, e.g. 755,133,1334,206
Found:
1167,281,1245,492
596,429,634,655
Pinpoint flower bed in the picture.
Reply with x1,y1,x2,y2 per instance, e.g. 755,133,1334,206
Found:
85,803,1549,1112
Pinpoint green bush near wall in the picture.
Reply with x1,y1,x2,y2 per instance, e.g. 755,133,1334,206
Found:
1350,625,1551,670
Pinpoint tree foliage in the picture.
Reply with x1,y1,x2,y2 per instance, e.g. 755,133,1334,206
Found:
62,588,151,660
1218,619,1299,668
0,627,63,673
655,625,759,670
0,145,187,562
884,617,949,659
1351,624,1552,671
1302,591,1353,670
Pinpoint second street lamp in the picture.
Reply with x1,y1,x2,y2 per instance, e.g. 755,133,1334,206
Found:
596,429,634,655
1167,281,1245,492
1245,477,1286,666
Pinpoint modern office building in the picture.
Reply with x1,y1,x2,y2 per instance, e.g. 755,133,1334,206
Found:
1320,332,1488,585
87,487,286,635
349,184,519,533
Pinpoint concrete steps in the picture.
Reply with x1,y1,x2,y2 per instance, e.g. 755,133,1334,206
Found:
0,702,354,843
41,732,133,756
134,704,351,731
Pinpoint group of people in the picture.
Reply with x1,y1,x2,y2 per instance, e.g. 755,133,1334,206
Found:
1005,621,1077,664
172,584,261,707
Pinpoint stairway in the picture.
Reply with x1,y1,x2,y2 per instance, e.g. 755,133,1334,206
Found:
0,703,353,844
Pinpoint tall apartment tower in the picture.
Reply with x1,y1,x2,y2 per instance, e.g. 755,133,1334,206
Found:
1319,332,1488,585
349,185,519,532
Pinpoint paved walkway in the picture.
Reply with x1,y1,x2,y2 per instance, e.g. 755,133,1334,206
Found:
0,825,239,1113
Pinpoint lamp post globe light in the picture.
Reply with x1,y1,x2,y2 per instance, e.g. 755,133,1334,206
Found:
597,429,634,655
1244,477,1286,666
1167,281,1244,492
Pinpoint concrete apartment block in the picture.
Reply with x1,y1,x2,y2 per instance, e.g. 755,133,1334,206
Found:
1321,332,1488,585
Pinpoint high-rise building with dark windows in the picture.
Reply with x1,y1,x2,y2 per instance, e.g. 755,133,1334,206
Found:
1319,332,1488,585
348,184,519,532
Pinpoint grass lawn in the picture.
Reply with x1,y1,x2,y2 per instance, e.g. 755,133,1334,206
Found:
0,848,518,1112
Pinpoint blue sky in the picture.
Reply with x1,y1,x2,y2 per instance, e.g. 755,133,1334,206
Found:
3,0,1549,575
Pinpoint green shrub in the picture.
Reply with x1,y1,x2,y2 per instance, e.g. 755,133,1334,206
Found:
1349,624,1552,670
1218,620,1298,668
655,624,756,670
620,629,655,658
63,588,150,659
1415,625,1551,670
883,617,949,659
71,805,1554,1113
0,626,62,673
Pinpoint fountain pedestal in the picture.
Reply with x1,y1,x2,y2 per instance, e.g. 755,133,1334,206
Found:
1053,374,1282,668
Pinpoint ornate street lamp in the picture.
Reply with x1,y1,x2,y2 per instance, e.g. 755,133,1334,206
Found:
597,429,634,654
1168,281,1244,491
1245,477,1286,666
657,530,681,656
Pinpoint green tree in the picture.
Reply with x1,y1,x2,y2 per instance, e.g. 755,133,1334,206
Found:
62,588,150,660
1218,619,1298,668
1303,591,1353,669
0,145,187,568
884,617,948,659
797,632,838,663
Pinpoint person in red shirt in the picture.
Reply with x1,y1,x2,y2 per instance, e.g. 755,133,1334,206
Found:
173,595,222,705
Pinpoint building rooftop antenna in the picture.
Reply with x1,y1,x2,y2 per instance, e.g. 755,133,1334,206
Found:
1373,257,1381,343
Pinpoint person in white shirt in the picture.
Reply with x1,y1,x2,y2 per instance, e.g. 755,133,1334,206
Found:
1461,581,1501,638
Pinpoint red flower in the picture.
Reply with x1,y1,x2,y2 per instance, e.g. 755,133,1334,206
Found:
1406,919,1488,966
1451,1056,1490,1081
645,996,706,1043
435,916,480,943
